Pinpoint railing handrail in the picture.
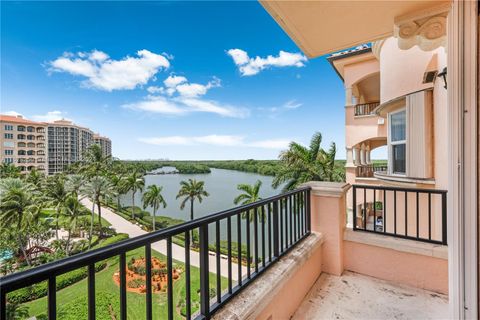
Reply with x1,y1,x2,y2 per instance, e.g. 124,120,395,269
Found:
352,184,447,245
0,186,311,292
353,184,446,194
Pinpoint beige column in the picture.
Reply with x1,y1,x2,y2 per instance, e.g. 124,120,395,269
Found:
365,145,371,164
345,87,354,106
303,181,351,276
353,147,361,166
360,143,366,165
345,147,354,167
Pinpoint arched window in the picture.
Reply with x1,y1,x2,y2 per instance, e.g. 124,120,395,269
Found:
27,142,35,148
18,142,26,147
18,150,26,156
17,134,26,140
27,126,34,132
17,126,25,132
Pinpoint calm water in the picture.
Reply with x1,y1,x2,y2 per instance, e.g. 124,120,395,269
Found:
119,168,286,249
119,168,282,221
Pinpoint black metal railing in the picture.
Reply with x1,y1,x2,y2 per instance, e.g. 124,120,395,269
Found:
354,102,380,116
352,184,447,245
0,187,311,320
373,164,388,173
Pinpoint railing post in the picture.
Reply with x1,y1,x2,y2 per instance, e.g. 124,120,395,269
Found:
1,287,6,320
352,185,357,230
272,200,280,258
442,192,448,245
199,224,210,317
306,189,311,233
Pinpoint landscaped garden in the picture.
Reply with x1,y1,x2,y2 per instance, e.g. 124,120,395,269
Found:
20,246,228,320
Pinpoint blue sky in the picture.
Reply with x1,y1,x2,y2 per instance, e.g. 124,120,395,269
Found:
1,1,347,160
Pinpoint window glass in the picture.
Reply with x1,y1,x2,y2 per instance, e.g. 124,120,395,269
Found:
392,144,406,174
390,110,406,142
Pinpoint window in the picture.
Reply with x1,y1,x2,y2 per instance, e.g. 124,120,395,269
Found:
4,141,14,148
389,109,406,174
4,133,13,139
3,158,14,164
4,125,13,131
4,150,13,155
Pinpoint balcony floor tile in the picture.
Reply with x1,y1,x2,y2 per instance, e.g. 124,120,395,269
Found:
292,271,448,320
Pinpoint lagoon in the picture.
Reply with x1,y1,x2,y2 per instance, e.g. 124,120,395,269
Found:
119,167,283,222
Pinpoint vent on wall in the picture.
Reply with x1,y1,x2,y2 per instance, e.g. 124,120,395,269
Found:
422,70,438,84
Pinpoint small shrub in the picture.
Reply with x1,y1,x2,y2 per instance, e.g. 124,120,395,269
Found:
127,278,145,289
7,262,107,304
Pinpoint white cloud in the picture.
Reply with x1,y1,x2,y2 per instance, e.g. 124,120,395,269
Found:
163,75,187,88
31,110,71,122
177,97,248,118
226,49,249,65
150,75,221,98
123,95,248,118
48,49,170,91
3,111,23,117
227,49,307,76
130,74,247,118
139,135,290,149
122,96,187,115
283,100,302,109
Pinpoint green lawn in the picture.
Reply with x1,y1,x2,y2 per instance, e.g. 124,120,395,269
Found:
22,247,228,319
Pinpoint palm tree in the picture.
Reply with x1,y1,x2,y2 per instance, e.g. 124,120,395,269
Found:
45,174,68,240
5,302,29,320
82,144,111,177
0,163,21,179
61,196,86,255
272,132,342,191
0,178,38,266
142,185,167,231
26,168,43,190
109,174,126,211
122,171,145,219
233,180,263,221
81,176,114,241
65,174,84,198
176,179,209,242
176,179,209,222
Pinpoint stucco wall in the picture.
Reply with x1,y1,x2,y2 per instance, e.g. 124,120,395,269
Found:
255,238,323,320
379,38,446,104
344,240,448,294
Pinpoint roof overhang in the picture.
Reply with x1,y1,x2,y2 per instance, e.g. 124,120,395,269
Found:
260,0,451,58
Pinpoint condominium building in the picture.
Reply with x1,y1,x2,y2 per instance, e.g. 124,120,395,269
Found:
0,115,48,173
47,119,95,175
93,134,112,158
0,115,111,174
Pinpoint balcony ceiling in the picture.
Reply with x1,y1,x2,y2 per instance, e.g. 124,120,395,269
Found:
260,0,451,58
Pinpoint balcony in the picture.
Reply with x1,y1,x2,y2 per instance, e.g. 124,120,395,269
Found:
0,183,448,320
354,102,379,117
355,163,387,178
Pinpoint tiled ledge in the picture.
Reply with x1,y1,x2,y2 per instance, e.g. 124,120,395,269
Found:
344,228,447,260
212,232,324,320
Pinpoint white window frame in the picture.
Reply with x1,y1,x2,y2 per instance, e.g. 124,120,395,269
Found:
387,107,407,176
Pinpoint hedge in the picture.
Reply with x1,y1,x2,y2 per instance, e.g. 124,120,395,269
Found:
92,233,129,249
56,292,120,320
7,234,129,304
7,262,107,304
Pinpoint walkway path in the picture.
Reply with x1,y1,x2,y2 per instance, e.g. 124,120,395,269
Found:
81,198,245,280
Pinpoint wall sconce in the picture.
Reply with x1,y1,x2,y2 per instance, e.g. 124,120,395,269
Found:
437,67,447,89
